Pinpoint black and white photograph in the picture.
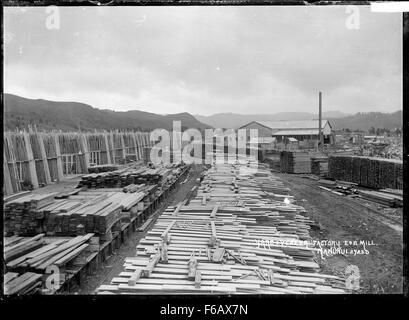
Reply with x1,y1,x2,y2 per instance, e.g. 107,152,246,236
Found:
1,0,406,305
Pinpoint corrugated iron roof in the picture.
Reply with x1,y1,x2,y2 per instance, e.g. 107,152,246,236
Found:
249,137,276,143
255,120,329,130
273,129,319,135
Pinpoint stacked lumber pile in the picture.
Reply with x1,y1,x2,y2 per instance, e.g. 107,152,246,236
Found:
97,163,345,294
311,157,329,177
88,164,119,174
329,156,403,189
123,184,147,193
3,193,58,236
4,233,97,295
4,272,43,295
4,161,190,238
280,151,311,174
4,234,96,270
358,190,403,207
78,163,187,189
4,191,32,203
379,188,403,197
4,189,150,239
42,191,145,239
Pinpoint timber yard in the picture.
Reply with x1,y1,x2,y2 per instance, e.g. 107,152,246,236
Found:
3,122,403,295
2,5,404,299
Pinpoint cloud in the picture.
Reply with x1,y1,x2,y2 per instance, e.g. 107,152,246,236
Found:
4,6,402,115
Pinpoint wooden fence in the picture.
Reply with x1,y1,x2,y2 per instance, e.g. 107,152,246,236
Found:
3,130,153,195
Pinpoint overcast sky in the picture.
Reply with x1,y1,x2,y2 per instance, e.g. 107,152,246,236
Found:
4,6,402,115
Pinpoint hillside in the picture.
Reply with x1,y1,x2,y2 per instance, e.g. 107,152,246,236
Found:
4,94,401,132
328,111,402,131
195,111,351,129
195,111,402,131
3,94,211,131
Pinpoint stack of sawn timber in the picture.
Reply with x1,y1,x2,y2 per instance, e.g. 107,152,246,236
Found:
3,193,58,236
358,190,403,207
88,164,119,174
4,233,97,294
311,156,329,177
280,151,311,174
40,191,145,240
78,163,187,189
4,189,146,240
96,163,344,294
4,272,43,295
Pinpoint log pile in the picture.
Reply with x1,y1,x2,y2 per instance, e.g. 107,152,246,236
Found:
97,163,345,294
329,156,403,189
280,151,311,174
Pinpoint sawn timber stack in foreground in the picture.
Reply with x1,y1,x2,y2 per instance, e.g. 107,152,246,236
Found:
97,162,345,294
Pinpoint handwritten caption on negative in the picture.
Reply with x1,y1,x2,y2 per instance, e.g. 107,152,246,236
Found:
255,239,376,259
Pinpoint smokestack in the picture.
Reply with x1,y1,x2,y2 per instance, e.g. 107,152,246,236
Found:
319,91,322,148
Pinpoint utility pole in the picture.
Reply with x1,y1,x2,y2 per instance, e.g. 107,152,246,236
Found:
318,91,323,150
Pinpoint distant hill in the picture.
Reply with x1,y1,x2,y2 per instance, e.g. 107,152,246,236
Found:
328,111,402,131
3,94,211,131
4,94,400,133
195,111,351,129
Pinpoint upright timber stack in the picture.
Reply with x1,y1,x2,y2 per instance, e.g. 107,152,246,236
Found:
329,156,403,190
3,129,153,195
280,151,311,174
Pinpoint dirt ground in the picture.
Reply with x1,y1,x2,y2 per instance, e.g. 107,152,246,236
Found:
275,172,403,294
75,164,205,294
